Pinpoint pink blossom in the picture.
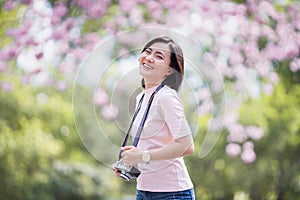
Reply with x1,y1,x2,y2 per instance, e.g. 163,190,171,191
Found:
53,3,68,18
280,40,299,59
1,82,13,92
51,14,62,26
57,81,68,91
226,143,241,157
84,33,101,44
197,99,212,115
232,65,247,78
15,35,30,46
221,2,237,16
31,68,42,75
2,44,19,60
249,21,261,39
0,61,7,71
115,15,128,27
263,44,285,61
63,18,76,31
233,80,244,92
254,60,271,77
229,50,244,66
290,59,300,72
146,1,161,13
257,1,278,22
241,149,256,163
35,52,44,60
292,18,300,31
101,104,119,120
262,83,274,95
94,88,109,106
243,40,260,62
217,61,232,77
268,72,279,84
198,87,211,100
161,0,182,10
20,0,32,5
224,112,239,127
210,116,225,132
119,0,137,13
51,3,68,25
227,123,247,143
117,48,131,58
72,48,88,61
57,41,69,55
84,33,101,50
246,126,264,140
59,60,76,73
6,21,31,38
243,141,254,150
261,25,277,42
73,0,91,9
87,4,106,19
3,0,17,10
21,75,30,84
129,7,143,26
286,3,298,18
276,23,294,41
135,0,146,3
234,4,247,16
51,30,65,40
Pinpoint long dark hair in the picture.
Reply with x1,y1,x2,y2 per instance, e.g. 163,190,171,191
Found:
140,36,184,91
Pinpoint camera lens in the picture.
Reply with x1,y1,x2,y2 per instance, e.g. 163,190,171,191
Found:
120,173,131,181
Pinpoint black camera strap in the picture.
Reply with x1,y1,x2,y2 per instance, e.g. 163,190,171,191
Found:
118,84,164,160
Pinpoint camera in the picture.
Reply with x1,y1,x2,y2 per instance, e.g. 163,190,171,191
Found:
113,160,141,181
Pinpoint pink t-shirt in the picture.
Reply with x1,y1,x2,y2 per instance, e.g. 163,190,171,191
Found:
131,85,194,192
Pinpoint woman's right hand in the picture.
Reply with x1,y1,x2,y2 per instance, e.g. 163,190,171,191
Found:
112,165,120,177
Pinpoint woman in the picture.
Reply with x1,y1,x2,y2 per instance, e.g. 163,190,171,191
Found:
114,36,195,200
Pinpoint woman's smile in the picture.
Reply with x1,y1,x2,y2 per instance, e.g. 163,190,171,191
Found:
142,63,154,70
139,42,172,88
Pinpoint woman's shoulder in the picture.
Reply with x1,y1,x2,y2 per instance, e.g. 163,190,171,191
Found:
157,85,181,103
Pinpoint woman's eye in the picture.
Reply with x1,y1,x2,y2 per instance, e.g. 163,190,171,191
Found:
156,55,163,60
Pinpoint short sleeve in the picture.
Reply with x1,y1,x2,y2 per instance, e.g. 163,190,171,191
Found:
158,89,192,139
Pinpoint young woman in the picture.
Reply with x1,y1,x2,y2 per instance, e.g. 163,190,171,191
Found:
114,36,195,200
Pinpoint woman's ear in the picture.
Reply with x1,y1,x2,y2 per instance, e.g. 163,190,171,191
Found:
166,67,174,76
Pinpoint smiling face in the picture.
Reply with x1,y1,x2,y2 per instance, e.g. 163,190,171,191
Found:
139,42,173,88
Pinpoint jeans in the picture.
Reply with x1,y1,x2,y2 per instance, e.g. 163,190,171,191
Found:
136,188,195,200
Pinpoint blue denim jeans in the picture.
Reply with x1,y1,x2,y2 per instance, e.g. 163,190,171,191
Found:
136,188,195,200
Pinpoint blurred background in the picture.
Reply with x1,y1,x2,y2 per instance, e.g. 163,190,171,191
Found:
0,0,299,199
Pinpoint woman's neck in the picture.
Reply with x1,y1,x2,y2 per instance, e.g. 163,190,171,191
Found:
143,78,163,89
145,84,159,89
144,82,161,89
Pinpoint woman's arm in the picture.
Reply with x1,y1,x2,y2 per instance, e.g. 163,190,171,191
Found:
150,134,194,160
121,89,194,166
121,134,194,166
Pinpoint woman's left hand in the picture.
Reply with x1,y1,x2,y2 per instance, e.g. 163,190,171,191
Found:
121,146,143,166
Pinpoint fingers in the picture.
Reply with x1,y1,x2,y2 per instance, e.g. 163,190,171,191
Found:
121,146,137,166
121,146,134,160
121,146,134,151
111,165,120,177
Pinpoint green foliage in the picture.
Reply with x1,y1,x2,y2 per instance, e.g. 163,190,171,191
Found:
186,65,300,200
239,81,300,200
0,4,24,47
0,77,120,200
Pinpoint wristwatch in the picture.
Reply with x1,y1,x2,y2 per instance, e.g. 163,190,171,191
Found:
142,150,151,164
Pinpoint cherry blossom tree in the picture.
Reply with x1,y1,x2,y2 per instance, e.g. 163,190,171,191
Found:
1,0,299,164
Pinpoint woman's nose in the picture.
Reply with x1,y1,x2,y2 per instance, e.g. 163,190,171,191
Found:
145,54,154,62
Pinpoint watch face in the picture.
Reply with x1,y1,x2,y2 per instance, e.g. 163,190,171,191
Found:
142,151,150,162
